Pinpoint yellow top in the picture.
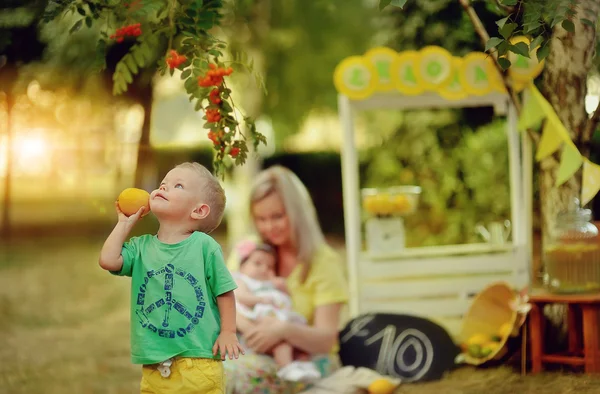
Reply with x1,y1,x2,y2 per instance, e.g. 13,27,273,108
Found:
227,238,349,333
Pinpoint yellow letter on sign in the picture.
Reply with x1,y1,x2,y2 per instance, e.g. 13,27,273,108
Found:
391,50,425,96
365,47,398,92
333,56,378,100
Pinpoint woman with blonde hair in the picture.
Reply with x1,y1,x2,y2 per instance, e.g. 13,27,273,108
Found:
224,165,348,393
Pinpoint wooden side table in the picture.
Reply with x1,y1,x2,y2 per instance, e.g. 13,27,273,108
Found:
528,290,600,374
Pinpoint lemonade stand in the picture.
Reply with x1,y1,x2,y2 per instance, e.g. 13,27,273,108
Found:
333,43,541,338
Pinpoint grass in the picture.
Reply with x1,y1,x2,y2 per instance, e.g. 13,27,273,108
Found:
2,234,600,393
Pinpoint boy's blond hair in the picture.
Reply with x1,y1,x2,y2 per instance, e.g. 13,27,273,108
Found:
176,162,226,233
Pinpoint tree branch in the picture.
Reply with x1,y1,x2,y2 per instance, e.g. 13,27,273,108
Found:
493,0,515,14
583,98,600,144
458,0,522,115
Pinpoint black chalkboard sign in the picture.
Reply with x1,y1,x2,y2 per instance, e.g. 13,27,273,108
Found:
338,313,460,383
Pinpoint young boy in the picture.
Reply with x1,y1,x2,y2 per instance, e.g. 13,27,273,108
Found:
99,162,243,394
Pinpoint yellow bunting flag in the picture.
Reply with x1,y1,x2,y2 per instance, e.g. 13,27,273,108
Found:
544,107,573,144
535,121,564,161
528,83,556,118
556,142,584,187
581,158,600,206
518,83,548,131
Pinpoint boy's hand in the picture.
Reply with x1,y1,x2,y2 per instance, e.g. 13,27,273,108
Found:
212,331,245,360
115,202,145,227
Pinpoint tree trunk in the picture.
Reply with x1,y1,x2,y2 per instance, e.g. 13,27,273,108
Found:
1,66,17,239
538,0,600,347
1,92,13,239
132,82,156,190
540,0,599,243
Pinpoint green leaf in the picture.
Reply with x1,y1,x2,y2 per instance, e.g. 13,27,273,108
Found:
537,43,550,62
184,76,197,92
529,35,544,51
221,100,233,113
496,16,510,29
85,16,92,28
92,40,107,72
499,23,517,39
502,0,517,5
390,0,408,8
122,67,133,84
181,69,192,79
76,6,85,16
379,0,392,10
523,20,542,34
194,99,203,111
581,18,596,28
498,57,511,70
125,55,139,74
510,42,530,58
132,49,146,67
181,30,197,38
550,15,564,28
485,37,504,52
561,19,575,33
69,19,83,33
497,41,509,57
139,42,152,59
181,17,195,26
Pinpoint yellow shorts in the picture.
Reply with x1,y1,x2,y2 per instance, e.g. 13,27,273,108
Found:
140,358,224,394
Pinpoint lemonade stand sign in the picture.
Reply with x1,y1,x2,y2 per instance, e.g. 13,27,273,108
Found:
334,41,543,101
334,43,542,340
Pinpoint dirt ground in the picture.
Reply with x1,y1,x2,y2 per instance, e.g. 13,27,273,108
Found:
398,366,600,394
2,234,600,394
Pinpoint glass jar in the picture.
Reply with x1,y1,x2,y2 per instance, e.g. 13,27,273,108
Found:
544,198,600,294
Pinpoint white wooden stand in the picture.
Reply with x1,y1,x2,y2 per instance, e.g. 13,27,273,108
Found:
338,91,533,339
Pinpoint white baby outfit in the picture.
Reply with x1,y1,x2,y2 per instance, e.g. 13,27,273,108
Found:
234,272,320,383
234,272,306,324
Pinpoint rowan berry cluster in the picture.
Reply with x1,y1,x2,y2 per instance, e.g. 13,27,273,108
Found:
110,23,142,43
197,63,233,87
198,64,240,158
166,50,187,69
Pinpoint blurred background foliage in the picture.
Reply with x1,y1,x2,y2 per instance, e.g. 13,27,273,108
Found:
0,0,598,246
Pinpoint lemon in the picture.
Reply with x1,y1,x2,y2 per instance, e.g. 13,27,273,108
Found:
368,378,396,394
117,188,150,217
480,346,494,358
392,194,411,214
466,333,488,346
363,195,379,214
374,194,392,216
481,341,498,357
467,344,482,358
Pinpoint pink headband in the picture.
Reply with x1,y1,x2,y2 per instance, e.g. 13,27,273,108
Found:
235,240,275,264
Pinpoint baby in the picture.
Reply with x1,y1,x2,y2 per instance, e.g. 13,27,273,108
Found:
233,239,321,383
99,162,243,394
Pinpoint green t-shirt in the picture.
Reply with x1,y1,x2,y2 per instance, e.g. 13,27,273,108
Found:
111,231,237,365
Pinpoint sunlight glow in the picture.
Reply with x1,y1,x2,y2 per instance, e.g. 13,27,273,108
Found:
13,131,53,176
